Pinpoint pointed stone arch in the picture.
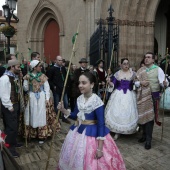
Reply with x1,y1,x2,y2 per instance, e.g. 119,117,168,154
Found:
26,0,64,54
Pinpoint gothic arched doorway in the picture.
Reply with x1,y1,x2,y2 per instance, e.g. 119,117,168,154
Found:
44,19,60,64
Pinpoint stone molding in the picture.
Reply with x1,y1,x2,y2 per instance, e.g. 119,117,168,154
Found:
115,20,155,27
95,18,155,27
26,0,64,43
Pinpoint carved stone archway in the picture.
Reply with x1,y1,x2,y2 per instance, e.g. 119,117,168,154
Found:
26,0,64,58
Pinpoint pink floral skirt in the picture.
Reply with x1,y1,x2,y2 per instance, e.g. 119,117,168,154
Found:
57,128,126,170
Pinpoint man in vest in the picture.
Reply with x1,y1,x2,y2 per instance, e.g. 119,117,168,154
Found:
0,60,22,157
135,52,169,150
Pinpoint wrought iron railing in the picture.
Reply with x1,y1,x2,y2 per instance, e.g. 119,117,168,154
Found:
89,5,119,72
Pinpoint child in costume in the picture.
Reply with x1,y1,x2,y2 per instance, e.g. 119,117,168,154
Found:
57,72,126,170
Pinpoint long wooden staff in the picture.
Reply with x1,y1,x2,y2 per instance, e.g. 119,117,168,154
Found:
18,50,28,147
19,77,28,147
45,19,81,170
161,48,169,141
24,46,31,146
103,43,114,103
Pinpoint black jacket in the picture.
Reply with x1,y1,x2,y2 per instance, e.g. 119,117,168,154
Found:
0,66,5,77
47,65,69,95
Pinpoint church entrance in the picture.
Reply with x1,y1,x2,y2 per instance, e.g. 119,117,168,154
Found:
44,19,60,64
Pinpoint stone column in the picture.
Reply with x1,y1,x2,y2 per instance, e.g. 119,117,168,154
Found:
85,0,96,57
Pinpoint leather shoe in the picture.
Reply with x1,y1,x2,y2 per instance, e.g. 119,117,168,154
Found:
15,143,23,148
145,141,151,150
9,149,20,158
138,137,146,143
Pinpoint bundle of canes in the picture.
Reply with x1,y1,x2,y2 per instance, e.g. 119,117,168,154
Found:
21,47,31,148
19,76,28,147
103,43,114,104
45,19,81,170
161,48,169,141
19,52,28,148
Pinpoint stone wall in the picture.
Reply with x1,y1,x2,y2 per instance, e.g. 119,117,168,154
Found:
17,0,163,68
100,0,161,68
17,0,89,65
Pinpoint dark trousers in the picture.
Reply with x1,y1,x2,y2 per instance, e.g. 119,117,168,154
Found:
70,97,76,112
141,120,154,142
141,95,159,143
1,104,19,148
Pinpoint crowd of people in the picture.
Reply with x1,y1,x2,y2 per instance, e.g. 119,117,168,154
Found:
0,51,170,170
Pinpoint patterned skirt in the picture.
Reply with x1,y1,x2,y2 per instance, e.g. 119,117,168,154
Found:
57,128,126,170
18,99,61,139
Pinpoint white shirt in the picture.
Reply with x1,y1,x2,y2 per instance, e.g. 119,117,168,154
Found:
0,75,13,110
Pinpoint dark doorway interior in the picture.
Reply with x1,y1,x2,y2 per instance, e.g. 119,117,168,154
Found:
166,5,170,52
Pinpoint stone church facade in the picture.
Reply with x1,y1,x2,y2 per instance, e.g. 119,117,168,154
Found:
17,0,170,68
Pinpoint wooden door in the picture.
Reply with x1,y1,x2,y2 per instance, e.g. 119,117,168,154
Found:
44,20,60,64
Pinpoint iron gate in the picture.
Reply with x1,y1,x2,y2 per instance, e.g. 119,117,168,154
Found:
89,5,119,72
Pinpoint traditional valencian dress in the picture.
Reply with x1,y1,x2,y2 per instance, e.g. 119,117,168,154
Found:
22,72,58,139
105,70,138,134
95,68,107,99
57,94,126,170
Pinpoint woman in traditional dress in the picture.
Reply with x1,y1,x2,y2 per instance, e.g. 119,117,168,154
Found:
105,58,138,140
57,72,126,170
22,60,59,143
94,59,107,99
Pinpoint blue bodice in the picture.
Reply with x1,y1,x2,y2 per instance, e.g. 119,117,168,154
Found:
69,104,110,138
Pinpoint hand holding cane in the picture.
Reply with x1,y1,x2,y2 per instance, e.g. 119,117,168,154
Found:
45,19,81,170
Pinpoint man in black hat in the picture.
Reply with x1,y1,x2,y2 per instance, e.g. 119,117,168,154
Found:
94,59,107,99
72,58,89,100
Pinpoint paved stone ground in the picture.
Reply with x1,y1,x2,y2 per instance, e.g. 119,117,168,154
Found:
0,111,170,170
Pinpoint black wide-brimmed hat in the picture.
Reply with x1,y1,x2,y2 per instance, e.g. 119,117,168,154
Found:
79,58,88,63
95,59,105,65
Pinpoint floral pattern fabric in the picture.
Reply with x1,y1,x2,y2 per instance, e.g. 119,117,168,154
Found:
18,99,61,139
